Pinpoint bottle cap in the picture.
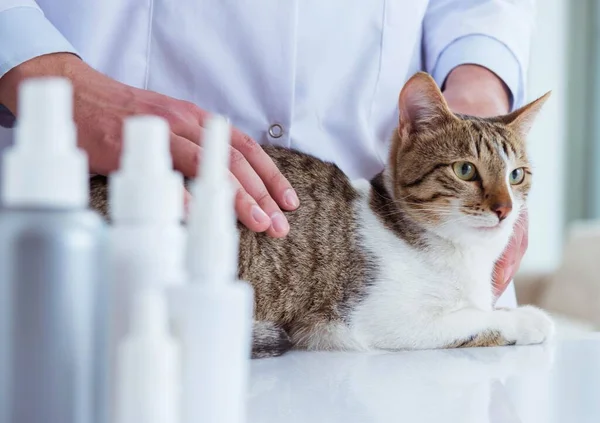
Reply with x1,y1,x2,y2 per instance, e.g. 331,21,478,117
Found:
110,115,183,223
199,115,230,183
1,77,88,208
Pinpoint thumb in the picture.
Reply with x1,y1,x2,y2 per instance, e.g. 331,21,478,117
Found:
493,262,506,298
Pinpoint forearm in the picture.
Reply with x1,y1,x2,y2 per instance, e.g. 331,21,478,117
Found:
423,0,536,111
443,64,511,117
0,53,81,115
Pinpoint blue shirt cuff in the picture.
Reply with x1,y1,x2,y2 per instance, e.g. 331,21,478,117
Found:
0,5,79,127
431,34,523,111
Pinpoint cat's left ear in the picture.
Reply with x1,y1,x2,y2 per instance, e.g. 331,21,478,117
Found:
398,72,456,136
501,91,552,139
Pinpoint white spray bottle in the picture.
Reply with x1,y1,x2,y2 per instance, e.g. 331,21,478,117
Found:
169,115,254,423
114,287,181,423
0,77,108,423
108,115,186,420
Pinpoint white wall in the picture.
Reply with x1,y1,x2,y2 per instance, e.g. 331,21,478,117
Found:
519,0,567,275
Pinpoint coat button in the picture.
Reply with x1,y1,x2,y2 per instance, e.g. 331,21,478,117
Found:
268,123,284,139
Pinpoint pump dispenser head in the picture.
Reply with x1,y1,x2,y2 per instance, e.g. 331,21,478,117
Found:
199,115,230,183
1,77,88,208
110,116,184,223
187,115,237,283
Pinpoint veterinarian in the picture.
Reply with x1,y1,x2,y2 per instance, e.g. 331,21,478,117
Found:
0,1,536,307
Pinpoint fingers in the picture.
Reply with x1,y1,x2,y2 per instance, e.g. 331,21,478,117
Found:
170,133,202,179
492,208,530,299
170,112,296,237
493,244,514,298
170,133,287,236
518,208,529,253
152,100,204,145
183,187,192,219
175,123,203,146
191,106,298,213
504,209,529,283
228,147,290,237
229,174,274,234
230,128,299,211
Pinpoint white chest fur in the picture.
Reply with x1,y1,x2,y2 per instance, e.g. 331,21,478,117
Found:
347,181,513,350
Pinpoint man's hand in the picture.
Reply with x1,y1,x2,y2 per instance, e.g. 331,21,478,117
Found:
0,53,299,237
493,210,528,298
442,64,527,300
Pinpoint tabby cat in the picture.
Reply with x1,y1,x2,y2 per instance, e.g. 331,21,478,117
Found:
90,72,554,358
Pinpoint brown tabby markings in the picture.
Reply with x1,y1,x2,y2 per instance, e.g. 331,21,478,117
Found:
88,147,376,356
446,331,516,348
87,72,550,357
387,102,533,231
89,175,110,219
251,321,293,359
238,146,376,348
394,117,532,210
369,173,426,249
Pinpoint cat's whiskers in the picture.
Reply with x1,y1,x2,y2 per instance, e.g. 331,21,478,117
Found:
397,201,459,211
370,197,460,215
436,215,473,228
374,207,459,219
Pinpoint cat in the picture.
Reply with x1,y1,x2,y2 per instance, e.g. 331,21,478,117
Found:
89,72,554,359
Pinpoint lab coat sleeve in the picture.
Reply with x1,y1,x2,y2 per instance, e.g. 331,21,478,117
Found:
423,0,536,110
0,1,78,126
0,1,78,78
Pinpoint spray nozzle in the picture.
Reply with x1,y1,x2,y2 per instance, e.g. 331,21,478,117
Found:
198,115,231,183
109,115,183,223
17,77,74,151
1,77,88,208
187,114,238,283
121,116,171,174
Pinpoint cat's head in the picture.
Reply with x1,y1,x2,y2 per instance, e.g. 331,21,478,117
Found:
387,72,549,244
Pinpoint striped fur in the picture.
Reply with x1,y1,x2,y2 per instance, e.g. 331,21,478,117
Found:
89,72,554,358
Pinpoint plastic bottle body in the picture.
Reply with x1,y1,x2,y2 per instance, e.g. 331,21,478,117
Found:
115,288,181,423
108,224,185,418
169,114,254,423
115,333,181,423
0,208,108,423
168,281,254,423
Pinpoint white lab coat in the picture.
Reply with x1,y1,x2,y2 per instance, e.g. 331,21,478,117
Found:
0,0,536,306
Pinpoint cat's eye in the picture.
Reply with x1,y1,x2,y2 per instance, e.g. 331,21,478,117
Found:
509,168,526,185
452,161,478,181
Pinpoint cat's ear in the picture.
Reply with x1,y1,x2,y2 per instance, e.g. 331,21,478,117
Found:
501,91,551,139
398,72,455,135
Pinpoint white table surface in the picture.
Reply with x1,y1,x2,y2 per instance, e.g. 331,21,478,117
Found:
248,334,600,423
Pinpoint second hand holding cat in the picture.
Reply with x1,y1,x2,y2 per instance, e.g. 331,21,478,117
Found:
442,64,527,301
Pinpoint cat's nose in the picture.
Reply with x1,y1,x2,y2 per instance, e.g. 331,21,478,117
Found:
491,202,512,222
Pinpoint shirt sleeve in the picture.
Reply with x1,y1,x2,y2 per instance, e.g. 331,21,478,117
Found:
0,1,79,127
423,0,537,110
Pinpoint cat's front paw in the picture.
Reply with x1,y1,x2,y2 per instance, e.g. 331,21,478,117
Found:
498,306,555,345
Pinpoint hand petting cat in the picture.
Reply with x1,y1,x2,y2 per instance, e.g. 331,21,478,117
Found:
89,71,553,357
442,64,527,302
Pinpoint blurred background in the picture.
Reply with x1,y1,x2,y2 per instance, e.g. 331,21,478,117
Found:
516,0,600,336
